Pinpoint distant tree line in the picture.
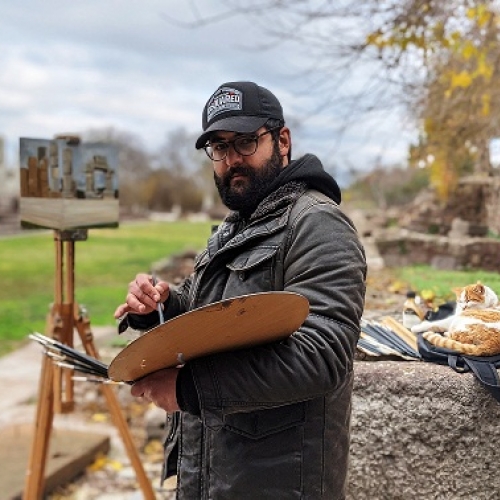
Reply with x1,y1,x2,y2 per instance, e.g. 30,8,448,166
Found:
83,127,223,216
83,125,432,215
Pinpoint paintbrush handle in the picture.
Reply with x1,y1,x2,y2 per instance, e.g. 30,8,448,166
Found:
152,273,165,324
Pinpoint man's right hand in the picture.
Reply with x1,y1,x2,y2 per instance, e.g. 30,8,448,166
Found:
114,273,170,319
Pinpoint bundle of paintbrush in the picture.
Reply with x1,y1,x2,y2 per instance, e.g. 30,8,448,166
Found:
359,318,420,360
30,283,166,385
29,332,123,384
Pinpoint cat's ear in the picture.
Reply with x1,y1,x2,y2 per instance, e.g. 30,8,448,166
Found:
452,287,463,298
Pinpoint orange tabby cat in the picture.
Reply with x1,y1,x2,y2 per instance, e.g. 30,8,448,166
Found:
418,282,500,356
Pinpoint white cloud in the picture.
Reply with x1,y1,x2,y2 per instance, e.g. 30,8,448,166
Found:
0,1,415,180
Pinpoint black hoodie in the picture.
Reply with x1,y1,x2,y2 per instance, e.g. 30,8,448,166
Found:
265,153,341,204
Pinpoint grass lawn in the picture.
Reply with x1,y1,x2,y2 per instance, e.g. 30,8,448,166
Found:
0,220,215,356
397,265,500,302
2,220,500,357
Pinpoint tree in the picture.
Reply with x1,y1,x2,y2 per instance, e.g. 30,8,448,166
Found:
346,164,430,208
178,0,500,196
405,3,500,198
82,126,215,214
154,128,212,213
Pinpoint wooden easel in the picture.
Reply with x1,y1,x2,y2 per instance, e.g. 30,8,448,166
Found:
23,229,156,500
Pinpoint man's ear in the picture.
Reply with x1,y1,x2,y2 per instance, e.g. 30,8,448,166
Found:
279,127,291,163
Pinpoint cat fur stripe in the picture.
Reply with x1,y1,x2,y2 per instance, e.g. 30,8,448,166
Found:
461,309,500,322
423,329,500,356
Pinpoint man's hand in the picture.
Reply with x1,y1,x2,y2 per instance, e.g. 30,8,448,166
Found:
114,273,170,319
131,368,180,412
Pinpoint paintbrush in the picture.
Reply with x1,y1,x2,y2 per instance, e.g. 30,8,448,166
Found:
30,332,109,379
45,351,107,378
152,272,165,325
72,376,127,386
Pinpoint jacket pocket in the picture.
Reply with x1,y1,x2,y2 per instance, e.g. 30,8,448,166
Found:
208,404,305,498
223,402,305,439
225,245,279,294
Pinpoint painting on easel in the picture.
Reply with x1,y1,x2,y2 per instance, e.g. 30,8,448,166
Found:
19,137,119,230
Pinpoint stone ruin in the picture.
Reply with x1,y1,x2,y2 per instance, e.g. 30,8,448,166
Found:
372,175,500,271
398,176,489,236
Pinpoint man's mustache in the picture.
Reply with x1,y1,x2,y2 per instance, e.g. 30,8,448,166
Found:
223,166,253,184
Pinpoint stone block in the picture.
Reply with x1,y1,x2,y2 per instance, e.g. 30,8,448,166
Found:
348,360,500,500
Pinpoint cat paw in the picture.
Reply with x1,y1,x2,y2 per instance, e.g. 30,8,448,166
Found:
411,322,428,333
412,322,445,334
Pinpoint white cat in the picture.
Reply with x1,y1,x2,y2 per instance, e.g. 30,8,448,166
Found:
412,282,500,356
411,282,499,334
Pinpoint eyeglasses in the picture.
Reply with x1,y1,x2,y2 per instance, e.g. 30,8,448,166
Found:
203,127,280,161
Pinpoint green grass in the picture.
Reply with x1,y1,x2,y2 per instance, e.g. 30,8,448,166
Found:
3,222,500,357
395,265,500,302
0,221,215,356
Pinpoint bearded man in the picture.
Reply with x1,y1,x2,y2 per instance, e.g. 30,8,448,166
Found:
115,81,367,499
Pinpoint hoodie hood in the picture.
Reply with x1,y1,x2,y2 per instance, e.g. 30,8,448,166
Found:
266,154,341,204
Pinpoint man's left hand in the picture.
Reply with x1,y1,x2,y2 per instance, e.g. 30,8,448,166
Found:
131,367,180,412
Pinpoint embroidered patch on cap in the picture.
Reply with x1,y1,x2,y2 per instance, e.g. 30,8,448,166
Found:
206,87,243,122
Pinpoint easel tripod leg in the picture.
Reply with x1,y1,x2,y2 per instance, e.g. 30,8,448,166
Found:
75,313,156,499
24,230,156,499
23,355,55,499
100,384,157,499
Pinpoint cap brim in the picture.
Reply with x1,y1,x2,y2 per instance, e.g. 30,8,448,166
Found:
195,116,268,149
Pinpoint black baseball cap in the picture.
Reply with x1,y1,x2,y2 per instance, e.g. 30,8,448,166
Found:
195,81,285,149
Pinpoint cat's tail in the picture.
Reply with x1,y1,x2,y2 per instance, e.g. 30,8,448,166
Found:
422,332,482,356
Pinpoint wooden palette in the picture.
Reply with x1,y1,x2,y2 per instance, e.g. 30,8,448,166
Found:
108,291,309,382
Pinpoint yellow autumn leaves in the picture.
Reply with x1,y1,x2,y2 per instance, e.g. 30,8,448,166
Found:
366,1,500,200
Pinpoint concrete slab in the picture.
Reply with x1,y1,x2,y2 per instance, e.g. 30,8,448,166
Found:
1,423,110,500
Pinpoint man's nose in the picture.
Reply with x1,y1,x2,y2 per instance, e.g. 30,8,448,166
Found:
224,145,243,167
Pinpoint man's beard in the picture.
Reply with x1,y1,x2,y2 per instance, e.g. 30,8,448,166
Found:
214,144,284,216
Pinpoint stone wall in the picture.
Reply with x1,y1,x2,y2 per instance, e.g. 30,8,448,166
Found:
373,229,500,271
397,175,500,237
347,360,500,500
485,177,500,235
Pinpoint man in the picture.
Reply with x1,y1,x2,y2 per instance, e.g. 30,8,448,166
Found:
114,81,366,499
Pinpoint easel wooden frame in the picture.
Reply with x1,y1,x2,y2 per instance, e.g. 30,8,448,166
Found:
23,229,156,500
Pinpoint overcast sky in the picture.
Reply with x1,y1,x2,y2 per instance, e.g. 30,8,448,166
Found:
0,1,416,183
